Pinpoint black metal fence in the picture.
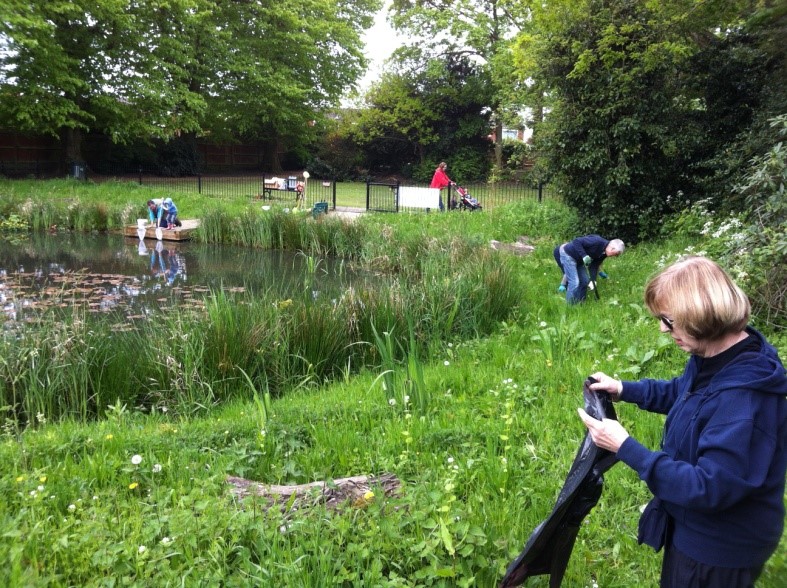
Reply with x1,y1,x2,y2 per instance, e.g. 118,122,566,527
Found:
0,160,62,179
1,162,554,211
366,180,555,213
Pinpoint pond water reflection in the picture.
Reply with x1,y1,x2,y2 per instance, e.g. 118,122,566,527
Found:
0,233,367,326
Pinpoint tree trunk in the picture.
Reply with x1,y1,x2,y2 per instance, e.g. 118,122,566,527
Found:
494,118,503,169
61,127,84,165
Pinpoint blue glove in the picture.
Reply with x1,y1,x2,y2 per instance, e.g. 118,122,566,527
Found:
582,255,592,266
599,271,608,279
558,284,566,293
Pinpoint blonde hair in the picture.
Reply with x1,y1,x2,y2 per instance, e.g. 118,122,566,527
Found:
644,256,749,340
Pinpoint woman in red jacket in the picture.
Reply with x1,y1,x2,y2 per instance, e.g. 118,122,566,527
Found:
429,161,454,211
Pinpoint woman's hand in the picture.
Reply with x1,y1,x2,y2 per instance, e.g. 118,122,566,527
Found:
589,371,623,399
577,409,630,453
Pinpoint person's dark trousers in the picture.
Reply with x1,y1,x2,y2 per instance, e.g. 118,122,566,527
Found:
660,544,763,588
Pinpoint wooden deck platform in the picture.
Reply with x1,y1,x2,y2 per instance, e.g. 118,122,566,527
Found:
123,219,200,241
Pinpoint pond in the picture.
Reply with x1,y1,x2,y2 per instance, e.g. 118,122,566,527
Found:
0,232,367,328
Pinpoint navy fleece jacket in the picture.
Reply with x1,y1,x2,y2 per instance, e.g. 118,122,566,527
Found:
562,235,610,279
616,327,787,568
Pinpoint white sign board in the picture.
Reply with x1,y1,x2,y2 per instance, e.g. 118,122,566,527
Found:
398,187,440,209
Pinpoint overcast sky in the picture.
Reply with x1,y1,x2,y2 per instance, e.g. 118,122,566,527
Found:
357,3,404,92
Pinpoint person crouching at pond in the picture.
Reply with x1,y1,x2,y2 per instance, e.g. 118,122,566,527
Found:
555,235,624,304
147,198,165,228
161,197,181,229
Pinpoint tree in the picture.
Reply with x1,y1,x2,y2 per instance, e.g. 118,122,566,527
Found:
351,54,494,180
388,0,531,171
515,0,787,242
0,0,380,168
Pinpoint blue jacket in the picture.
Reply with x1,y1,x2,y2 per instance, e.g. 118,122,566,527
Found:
617,327,787,568
147,198,164,224
562,235,609,278
563,235,609,265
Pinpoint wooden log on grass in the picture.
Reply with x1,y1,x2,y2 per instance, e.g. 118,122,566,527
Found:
226,473,401,511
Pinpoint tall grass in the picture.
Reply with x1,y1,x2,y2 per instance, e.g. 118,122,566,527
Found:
1,242,525,425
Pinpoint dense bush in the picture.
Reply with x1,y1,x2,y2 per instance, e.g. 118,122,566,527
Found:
661,117,786,330
733,115,787,329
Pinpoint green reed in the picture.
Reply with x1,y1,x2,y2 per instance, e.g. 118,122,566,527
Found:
1,244,525,426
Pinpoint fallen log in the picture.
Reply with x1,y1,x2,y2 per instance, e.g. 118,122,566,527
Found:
227,473,401,511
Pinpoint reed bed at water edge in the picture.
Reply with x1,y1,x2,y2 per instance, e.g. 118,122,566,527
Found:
1,247,524,426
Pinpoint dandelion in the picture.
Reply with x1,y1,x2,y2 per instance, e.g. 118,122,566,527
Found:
29,490,37,498
138,545,147,554
68,504,76,512
388,398,396,406
15,476,25,483
39,476,47,483
131,454,142,465
279,525,287,533
539,321,547,328
129,482,139,490
160,537,172,546
152,464,162,473
444,360,450,366
105,434,113,440
363,491,375,501
37,485,44,492
447,456,454,464
92,496,98,500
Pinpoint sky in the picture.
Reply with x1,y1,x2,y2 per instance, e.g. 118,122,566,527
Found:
357,3,405,92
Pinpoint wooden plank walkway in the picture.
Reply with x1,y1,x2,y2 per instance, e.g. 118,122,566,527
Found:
123,219,200,241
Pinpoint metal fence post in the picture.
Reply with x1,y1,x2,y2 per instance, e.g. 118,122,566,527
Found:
198,175,202,194
332,179,337,210
538,181,543,203
366,179,370,211
138,167,143,185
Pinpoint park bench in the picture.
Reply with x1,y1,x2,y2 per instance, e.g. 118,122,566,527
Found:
260,175,304,201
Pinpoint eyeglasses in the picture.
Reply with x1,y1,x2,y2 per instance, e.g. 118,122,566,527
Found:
659,315,674,331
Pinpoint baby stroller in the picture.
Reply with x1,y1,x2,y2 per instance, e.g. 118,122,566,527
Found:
450,184,482,211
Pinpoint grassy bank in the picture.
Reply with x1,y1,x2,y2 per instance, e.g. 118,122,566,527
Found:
0,182,785,587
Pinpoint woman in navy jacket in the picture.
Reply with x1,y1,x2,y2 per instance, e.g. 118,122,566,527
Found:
579,256,787,587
